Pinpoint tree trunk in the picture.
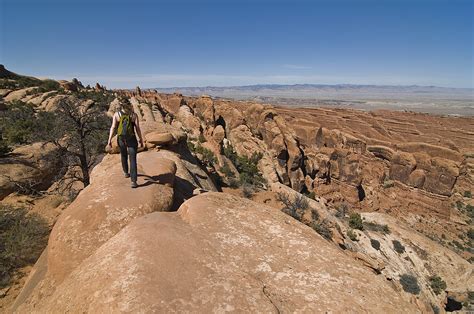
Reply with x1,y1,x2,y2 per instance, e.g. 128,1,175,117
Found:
78,139,90,187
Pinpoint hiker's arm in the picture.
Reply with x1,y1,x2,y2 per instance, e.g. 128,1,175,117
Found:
107,113,117,146
134,114,144,146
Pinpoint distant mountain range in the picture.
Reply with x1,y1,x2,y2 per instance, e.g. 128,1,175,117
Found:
153,83,473,116
153,83,472,100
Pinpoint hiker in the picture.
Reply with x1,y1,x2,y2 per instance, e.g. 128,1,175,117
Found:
106,98,144,188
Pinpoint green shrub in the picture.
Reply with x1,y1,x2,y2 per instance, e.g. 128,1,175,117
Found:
392,240,406,254
220,161,234,179
464,191,472,198
347,229,358,241
370,239,381,250
192,143,216,167
198,133,206,143
364,221,390,234
428,275,447,295
223,144,265,188
468,229,474,241
0,100,36,145
335,203,348,218
349,213,364,230
455,200,464,210
187,140,196,152
304,191,316,200
0,205,49,288
466,204,474,219
400,274,421,295
0,137,11,157
383,179,394,189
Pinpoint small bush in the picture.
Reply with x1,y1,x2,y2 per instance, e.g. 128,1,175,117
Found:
383,179,394,189
228,178,240,188
468,229,474,241
242,184,255,199
464,191,472,198
194,143,216,166
431,304,440,314
0,205,49,288
304,191,316,200
428,275,447,295
0,137,11,157
0,100,36,146
220,161,234,179
198,133,206,143
370,239,381,250
455,200,464,210
347,229,358,241
400,274,421,295
349,213,364,230
223,143,265,188
335,203,348,218
392,240,406,254
466,204,474,219
277,192,308,220
311,219,332,240
364,221,390,234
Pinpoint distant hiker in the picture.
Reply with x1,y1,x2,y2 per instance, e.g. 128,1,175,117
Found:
106,98,144,188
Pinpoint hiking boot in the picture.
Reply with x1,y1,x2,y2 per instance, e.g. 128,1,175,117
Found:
124,173,130,178
131,181,138,188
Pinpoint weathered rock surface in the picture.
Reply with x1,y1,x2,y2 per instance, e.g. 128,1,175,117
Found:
12,151,177,312
13,192,416,313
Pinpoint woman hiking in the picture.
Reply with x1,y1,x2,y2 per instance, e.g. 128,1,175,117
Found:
106,98,144,188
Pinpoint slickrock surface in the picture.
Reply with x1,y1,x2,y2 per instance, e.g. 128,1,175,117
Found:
12,187,417,312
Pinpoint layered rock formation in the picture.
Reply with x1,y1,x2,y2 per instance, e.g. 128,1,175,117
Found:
2,69,472,312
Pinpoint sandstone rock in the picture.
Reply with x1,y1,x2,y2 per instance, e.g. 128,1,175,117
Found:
4,87,37,102
329,149,362,186
398,142,463,163
176,105,201,137
46,152,176,285
211,124,225,143
27,91,57,106
145,131,175,145
368,145,395,161
407,169,426,188
389,152,417,183
424,157,459,196
14,192,416,313
160,94,186,115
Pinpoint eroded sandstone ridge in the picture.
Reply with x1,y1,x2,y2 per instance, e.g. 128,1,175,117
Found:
2,70,472,312
11,151,416,313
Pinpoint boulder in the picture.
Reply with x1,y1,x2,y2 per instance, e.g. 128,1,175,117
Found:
212,124,225,143
145,131,175,146
407,169,426,188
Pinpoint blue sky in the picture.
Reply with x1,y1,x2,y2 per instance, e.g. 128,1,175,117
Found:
1,0,472,88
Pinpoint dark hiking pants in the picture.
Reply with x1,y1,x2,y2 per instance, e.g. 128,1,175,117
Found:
118,135,138,183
